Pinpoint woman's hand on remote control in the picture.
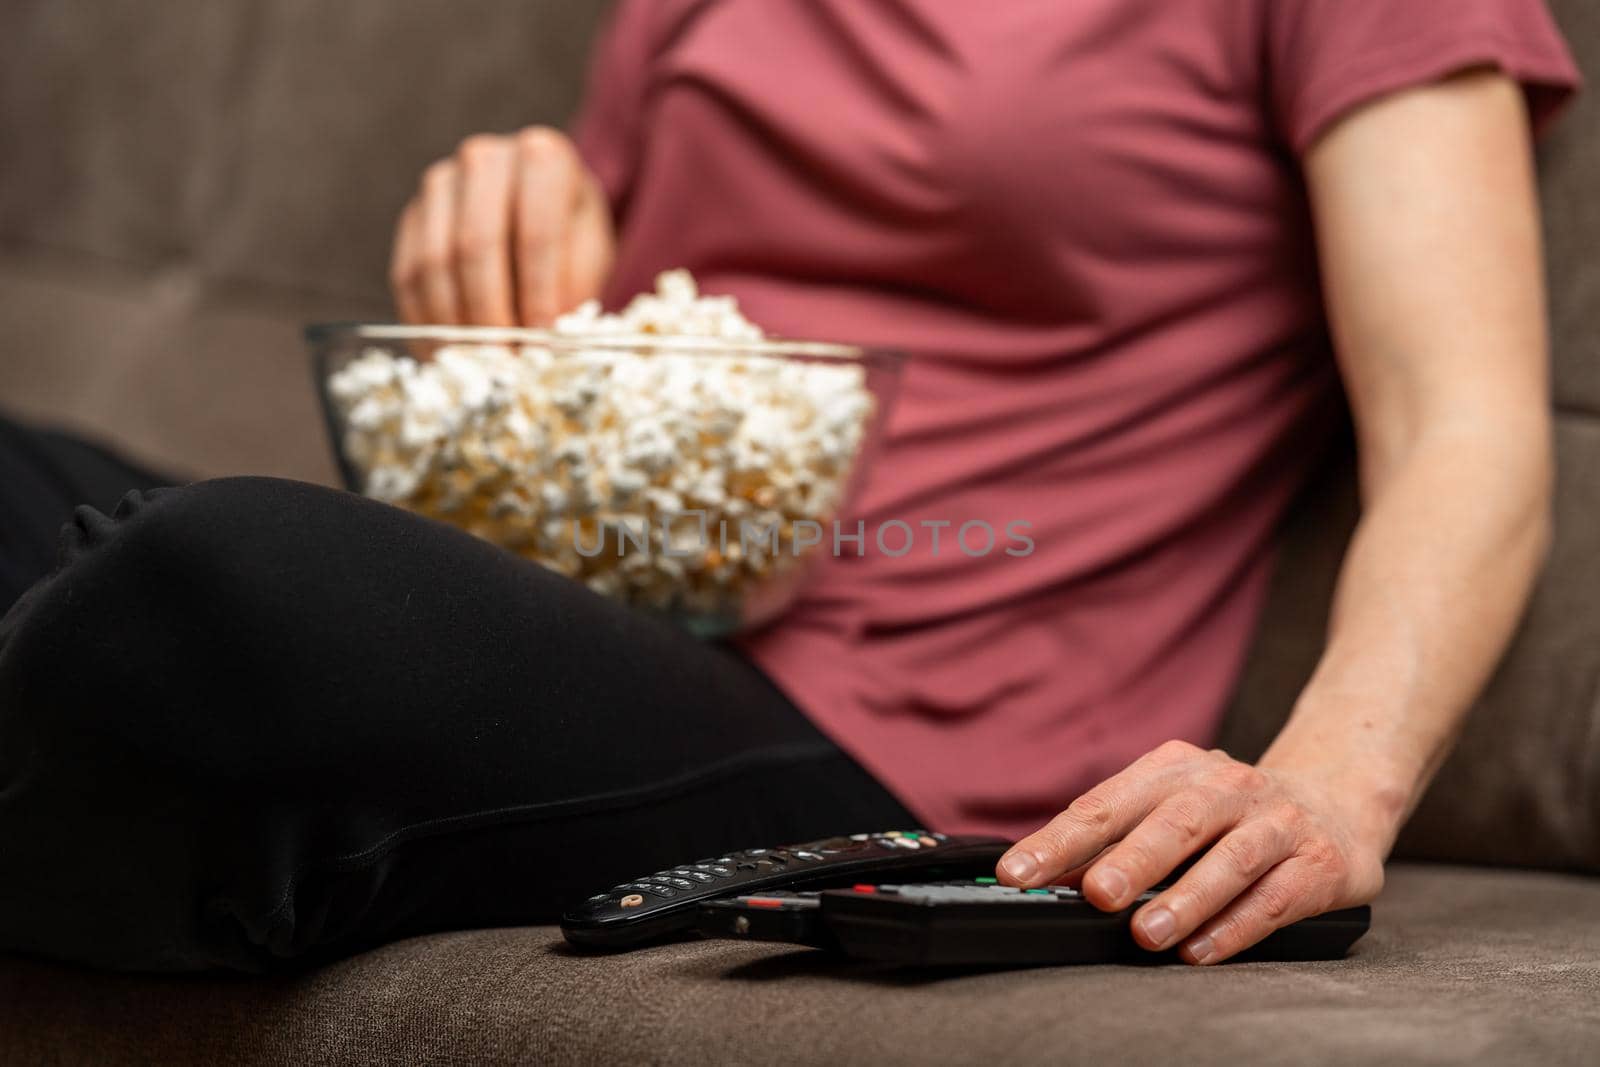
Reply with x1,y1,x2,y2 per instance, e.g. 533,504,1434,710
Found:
996,740,1386,965
390,126,614,327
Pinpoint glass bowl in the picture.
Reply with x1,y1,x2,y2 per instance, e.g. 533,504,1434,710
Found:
308,323,902,637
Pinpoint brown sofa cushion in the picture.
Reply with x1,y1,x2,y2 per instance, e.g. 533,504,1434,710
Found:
1,864,1596,1065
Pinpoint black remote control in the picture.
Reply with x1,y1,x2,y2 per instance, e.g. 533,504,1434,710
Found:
697,879,1371,966
560,831,1010,948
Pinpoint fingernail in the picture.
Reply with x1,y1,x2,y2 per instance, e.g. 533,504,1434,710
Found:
1186,934,1215,965
1000,851,1039,884
1139,907,1176,947
1091,866,1129,904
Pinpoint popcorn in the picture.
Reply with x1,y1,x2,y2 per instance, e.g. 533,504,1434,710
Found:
327,270,875,628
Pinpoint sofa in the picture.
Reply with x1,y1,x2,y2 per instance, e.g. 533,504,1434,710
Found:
1,1,1596,1063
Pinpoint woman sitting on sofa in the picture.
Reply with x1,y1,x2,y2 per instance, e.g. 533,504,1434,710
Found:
0,0,1580,971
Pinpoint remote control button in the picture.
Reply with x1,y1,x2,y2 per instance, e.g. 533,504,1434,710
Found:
658,877,696,890
625,883,676,898
620,894,645,908
743,897,786,909
849,833,870,841
793,850,823,861
705,866,734,877
1025,888,1050,895
673,869,716,883
918,836,939,847
975,876,997,884
852,884,877,893
586,893,611,906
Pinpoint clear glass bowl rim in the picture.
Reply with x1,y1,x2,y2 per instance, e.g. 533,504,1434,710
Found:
305,321,904,367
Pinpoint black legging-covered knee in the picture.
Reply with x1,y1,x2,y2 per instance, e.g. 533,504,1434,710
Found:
0,478,910,972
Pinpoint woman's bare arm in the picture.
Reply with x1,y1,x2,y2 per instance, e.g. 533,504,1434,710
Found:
1260,67,1553,855
997,69,1553,964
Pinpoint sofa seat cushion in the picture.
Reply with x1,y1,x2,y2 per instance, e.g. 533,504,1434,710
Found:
1,864,1596,1065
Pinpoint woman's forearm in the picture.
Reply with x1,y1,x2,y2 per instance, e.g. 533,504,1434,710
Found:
1258,421,1552,854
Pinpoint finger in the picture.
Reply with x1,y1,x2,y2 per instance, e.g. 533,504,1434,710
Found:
452,135,518,326
992,764,1184,889
513,127,578,326
561,174,613,310
1178,859,1327,965
1078,786,1244,911
389,200,426,324
417,159,462,324
998,740,1210,887
1128,820,1292,952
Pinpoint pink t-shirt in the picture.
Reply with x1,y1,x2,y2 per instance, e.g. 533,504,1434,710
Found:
576,0,1580,839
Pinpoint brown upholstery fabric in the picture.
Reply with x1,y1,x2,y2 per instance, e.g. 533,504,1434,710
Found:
0,0,607,480
2,865,1598,1066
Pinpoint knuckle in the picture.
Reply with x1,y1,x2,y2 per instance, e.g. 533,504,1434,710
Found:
1067,791,1116,832
1270,802,1308,839
1156,796,1210,847
1254,879,1303,924
1215,761,1267,793
1298,837,1344,874
457,133,506,166
423,159,455,189
1107,839,1153,877
1155,739,1203,764
1031,828,1070,861
517,125,572,164
1219,834,1268,876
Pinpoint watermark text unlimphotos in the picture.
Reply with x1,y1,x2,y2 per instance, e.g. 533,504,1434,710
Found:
573,511,1035,559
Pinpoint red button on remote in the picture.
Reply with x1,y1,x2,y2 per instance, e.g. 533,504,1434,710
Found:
852,884,877,893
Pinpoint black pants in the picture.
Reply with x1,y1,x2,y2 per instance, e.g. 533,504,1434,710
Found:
0,417,911,973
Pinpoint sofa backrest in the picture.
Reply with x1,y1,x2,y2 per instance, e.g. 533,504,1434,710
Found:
0,1,611,481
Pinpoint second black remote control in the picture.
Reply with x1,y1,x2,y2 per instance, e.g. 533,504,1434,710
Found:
697,879,1371,966
561,831,1010,948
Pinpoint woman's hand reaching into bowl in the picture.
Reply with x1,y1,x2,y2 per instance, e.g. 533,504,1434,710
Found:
390,126,614,327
